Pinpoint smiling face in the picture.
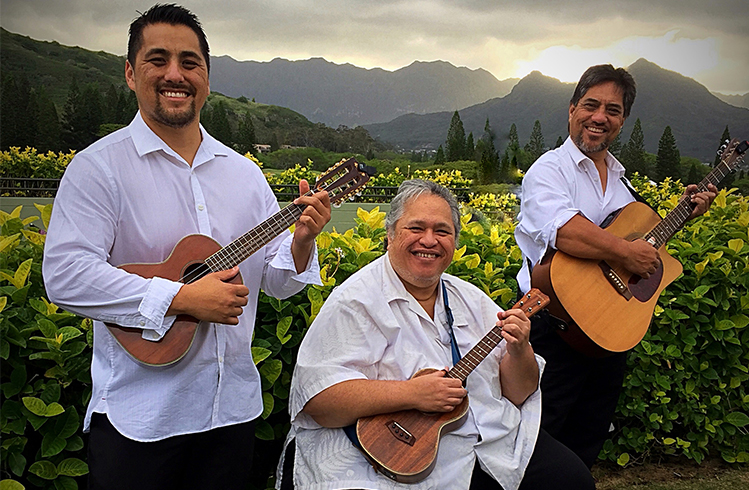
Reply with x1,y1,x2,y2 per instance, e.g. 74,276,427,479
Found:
387,193,456,297
568,81,626,161
125,22,209,133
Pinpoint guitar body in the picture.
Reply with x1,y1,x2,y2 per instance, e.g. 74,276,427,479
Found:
531,201,683,355
356,368,469,483
105,234,242,366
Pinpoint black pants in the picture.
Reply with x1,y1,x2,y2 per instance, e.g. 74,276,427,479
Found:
469,428,594,490
281,429,593,489
87,413,256,490
530,314,627,468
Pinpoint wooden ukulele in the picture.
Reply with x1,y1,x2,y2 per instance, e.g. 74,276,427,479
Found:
354,289,550,483
105,157,375,366
531,138,748,356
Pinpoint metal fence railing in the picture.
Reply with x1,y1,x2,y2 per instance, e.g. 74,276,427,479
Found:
2,178,472,203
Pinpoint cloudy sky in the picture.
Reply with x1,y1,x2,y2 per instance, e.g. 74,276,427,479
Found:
2,0,747,94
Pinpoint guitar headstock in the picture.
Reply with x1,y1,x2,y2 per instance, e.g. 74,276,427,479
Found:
717,138,749,173
315,157,377,205
510,288,550,317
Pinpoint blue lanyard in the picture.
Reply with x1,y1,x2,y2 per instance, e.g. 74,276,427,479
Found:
442,281,461,365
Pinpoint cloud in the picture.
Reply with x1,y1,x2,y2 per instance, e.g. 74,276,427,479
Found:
1,0,747,93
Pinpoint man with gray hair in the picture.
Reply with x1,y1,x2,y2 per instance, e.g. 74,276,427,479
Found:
279,180,593,489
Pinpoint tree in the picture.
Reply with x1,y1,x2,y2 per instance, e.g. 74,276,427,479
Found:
433,145,445,165
445,110,466,162
608,133,622,159
269,132,280,152
465,132,475,161
620,118,648,178
210,101,233,146
554,136,564,149
235,113,256,154
655,126,681,182
62,78,89,150
478,118,500,184
524,120,545,162
508,123,519,148
35,87,62,152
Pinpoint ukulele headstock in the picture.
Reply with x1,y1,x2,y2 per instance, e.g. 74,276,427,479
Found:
511,288,550,316
315,157,377,205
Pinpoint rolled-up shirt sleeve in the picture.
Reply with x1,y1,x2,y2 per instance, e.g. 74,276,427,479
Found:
42,154,182,339
515,162,582,268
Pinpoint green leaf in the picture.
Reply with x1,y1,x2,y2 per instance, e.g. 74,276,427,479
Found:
0,339,9,360
730,314,749,329
261,392,274,419
53,476,78,490
29,460,58,480
41,433,67,457
57,327,83,344
45,403,65,417
276,316,293,344
715,319,735,331
37,318,58,338
251,347,272,365
254,419,275,441
0,480,26,490
663,438,676,445
65,436,85,452
22,397,48,417
259,359,283,386
41,382,61,405
57,458,89,477
307,288,323,319
617,453,630,466
725,412,749,427
55,408,80,439
7,452,26,477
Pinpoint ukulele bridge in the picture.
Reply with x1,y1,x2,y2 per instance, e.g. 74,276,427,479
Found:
386,420,415,446
598,262,633,300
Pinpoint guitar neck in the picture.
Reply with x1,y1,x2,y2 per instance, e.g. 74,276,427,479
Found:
203,202,306,272
644,157,733,249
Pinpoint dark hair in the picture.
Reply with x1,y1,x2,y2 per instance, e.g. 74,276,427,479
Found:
128,4,210,73
570,64,636,118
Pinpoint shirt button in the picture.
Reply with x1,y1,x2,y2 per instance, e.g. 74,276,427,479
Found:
218,356,224,363
139,321,145,326
198,204,205,211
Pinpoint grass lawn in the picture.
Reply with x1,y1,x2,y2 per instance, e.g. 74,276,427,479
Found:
593,459,749,489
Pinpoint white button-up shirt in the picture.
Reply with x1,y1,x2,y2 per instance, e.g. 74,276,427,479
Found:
280,254,544,490
43,112,321,441
514,137,635,293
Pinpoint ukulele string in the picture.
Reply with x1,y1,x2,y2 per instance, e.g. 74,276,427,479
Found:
176,182,340,285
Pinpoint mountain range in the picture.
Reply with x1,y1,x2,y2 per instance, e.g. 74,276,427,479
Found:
2,28,747,161
210,56,518,127
364,59,749,162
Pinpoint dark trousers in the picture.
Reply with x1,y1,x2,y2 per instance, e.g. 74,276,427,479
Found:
469,428,594,490
281,429,593,489
530,314,627,468
87,413,256,490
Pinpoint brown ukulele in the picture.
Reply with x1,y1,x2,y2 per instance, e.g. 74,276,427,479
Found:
355,289,550,483
531,138,748,356
105,157,375,366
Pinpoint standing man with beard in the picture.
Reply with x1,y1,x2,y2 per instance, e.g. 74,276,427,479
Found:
42,4,330,490
514,64,716,468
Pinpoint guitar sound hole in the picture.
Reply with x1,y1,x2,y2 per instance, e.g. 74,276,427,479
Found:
182,262,211,284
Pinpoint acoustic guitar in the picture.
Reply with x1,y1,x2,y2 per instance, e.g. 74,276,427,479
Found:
105,157,375,366
531,138,748,356
355,289,549,483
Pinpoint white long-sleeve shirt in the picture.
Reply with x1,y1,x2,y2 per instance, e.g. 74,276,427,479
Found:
43,112,321,441
280,254,544,490
514,137,635,293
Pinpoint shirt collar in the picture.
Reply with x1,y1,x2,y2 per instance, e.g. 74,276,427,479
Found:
129,111,229,168
563,136,626,177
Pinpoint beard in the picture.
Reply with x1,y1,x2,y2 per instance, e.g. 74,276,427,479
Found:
572,132,610,155
151,84,197,129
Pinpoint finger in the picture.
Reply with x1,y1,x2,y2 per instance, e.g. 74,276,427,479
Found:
215,266,240,281
298,179,311,199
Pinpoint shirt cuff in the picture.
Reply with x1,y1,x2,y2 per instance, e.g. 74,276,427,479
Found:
269,235,323,286
546,209,581,253
138,276,183,341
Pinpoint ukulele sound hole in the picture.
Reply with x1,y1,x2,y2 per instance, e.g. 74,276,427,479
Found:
182,262,211,284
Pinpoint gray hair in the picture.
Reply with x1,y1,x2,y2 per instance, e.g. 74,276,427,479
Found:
385,179,461,239
570,64,636,118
